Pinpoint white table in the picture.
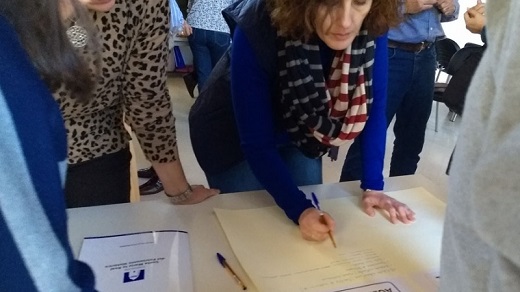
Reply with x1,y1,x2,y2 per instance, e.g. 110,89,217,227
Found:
67,174,444,291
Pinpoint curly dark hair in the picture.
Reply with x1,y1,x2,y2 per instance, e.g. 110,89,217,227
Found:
266,0,401,40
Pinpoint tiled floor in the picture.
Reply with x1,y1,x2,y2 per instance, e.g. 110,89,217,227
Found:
135,75,459,202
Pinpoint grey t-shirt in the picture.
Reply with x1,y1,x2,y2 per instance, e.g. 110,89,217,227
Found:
440,0,520,290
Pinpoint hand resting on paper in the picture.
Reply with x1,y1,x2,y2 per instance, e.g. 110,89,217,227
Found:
361,190,416,224
298,208,336,242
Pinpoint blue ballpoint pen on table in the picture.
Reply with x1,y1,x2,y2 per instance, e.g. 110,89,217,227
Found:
217,252,247,290
311,192,337,248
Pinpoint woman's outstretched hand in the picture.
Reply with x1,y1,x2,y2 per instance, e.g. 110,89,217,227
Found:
361,190,416,224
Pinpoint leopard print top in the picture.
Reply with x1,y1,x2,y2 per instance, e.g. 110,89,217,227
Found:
54,0,177,164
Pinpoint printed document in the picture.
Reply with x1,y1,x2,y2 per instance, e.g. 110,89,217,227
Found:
78,230,192,292
215,187,444,292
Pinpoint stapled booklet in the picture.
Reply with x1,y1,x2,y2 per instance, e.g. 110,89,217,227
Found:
78,230,193,292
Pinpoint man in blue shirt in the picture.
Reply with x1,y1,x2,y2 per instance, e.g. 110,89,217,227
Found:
341,0,459,182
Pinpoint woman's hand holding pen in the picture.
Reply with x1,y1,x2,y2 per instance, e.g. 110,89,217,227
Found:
361,190,416,224
298,208,335,242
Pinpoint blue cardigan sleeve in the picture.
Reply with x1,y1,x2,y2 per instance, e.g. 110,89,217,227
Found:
0,16,95,291
230,27,314,224
359,35,388,191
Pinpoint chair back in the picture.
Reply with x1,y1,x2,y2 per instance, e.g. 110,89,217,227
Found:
442,45,485,115
445,46,485,76
435,38,460,72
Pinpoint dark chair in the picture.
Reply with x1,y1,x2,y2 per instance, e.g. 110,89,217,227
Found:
434,38,460,82
432,38,460,131
433,45,485,131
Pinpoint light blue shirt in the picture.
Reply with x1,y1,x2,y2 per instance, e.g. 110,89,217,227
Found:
389,4,459,43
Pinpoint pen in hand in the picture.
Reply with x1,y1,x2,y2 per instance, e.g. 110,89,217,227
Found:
216,252,247,290
311,192,337,248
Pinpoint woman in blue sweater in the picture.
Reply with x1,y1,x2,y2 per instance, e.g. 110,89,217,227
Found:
207,0,416,241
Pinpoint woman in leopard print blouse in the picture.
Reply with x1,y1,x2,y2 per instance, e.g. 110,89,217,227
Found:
57,0,218,207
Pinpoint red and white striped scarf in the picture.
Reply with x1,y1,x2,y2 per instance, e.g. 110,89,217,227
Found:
277,30,374,159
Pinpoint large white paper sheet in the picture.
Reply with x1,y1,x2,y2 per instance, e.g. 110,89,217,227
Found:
78,230,193,292
215,187,445,292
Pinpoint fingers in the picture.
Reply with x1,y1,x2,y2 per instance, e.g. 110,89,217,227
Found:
302,231,329,242
362,198,376,217
381,198,416,224
321,212,336,232
464,8,472,17
474,5,485,14
466,8,478,17
387,207,398,224
468,2,485,14
436,0,455,15
178,25,193,37
182,23,193,35
361,192,416,224
395,204,416,224
299,208,335,242
464,12,471,23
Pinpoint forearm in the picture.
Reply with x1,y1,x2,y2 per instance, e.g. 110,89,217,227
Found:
231,27,313,223
124,0,179,164
152,159,190,195
360,35,387,191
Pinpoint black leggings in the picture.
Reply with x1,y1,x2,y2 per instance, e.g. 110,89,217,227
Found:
65,147,131,208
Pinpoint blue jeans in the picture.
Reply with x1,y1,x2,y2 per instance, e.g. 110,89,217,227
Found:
341,45,436,181
206,146,322,193
188,28,230,90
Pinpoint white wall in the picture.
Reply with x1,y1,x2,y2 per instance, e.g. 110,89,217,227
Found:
441,0,486,47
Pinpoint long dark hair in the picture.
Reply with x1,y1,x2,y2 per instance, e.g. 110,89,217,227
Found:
0,0,97,102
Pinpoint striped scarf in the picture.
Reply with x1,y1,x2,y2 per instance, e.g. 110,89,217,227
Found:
277,30,375,159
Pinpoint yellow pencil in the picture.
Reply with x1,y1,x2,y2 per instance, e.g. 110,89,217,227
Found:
312,192,337,248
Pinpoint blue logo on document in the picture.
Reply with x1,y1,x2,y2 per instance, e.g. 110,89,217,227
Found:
123,269,145,283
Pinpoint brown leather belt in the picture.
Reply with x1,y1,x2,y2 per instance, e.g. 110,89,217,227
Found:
388,40,433,53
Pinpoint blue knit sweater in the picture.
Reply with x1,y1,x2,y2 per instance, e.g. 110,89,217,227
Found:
0,15,95,291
